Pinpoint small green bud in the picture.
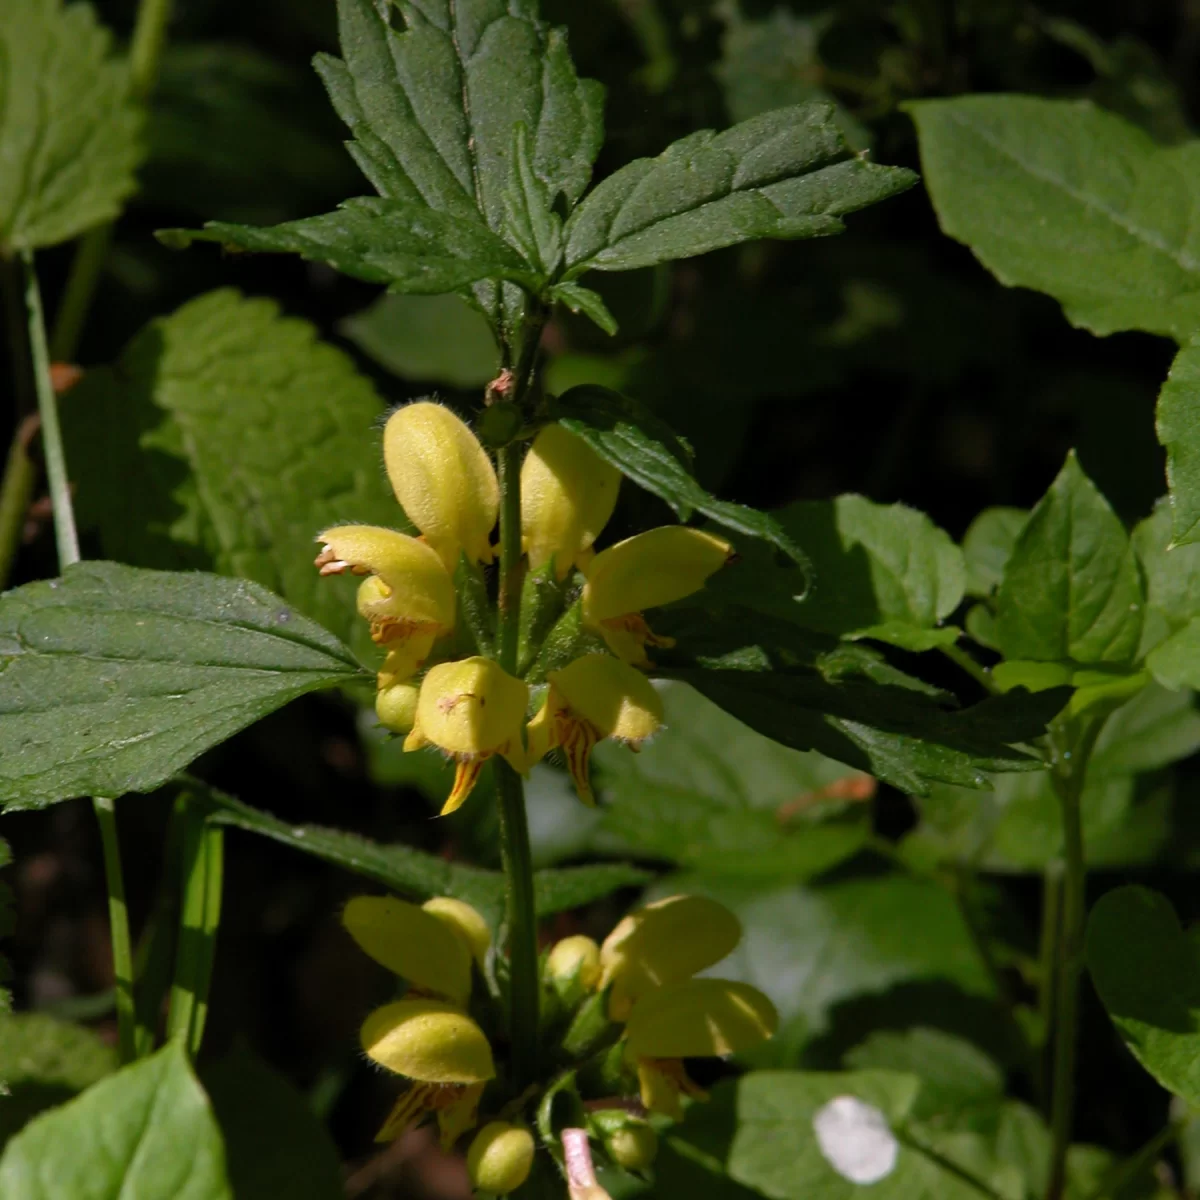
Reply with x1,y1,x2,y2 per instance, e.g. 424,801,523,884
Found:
605,1123,658,1171
477,401,523,447
547,935,601,993
467,1121,535,1194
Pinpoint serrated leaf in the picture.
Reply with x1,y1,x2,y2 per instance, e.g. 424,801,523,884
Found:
1157,336,1200,545
340,292,500,387
593,681,870,880
0,0,143,253
316,0,603,221
161,198,540,293
0,562,365,811
553,384,809,571
962,507,1028,598
995,452,1143,666
0,1014,118,1145
1087,886,1200,1106
0,1040,231,1199
909,95,1200,340
202,782,648,929
677,669,1064,795
64,289,400,661
563,103,915,275
201,1050,342,1200
503,123,562,275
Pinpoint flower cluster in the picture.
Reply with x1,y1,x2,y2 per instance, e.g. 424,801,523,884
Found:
315,401,733,812
344,890,774,1194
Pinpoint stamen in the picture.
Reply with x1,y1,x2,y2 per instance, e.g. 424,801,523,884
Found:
314,545,369,576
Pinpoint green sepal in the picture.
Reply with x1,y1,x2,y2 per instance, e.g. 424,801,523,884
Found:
518,561,575,676
537,1071,587,1162
560,988,619,1064
453,552,495,658
523,598,607,685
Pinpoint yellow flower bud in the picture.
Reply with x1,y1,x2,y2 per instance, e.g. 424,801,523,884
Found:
600,894,742,1021
581,527,733,665
421,896,491,968
626,977,777,1060
547,935,602,990
376,682,419,733
404,657,529,815
526,655,664,804
467,1122,536,1195
343,896,471,1005
521,425,621,580
360,997,495,1083
383,401,499,570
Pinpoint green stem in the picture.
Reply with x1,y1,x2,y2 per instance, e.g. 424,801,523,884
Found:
22,251,79,566
1044,715,1104,1200
939,642,1000,694
166,797,224,1056
50,0,173,361
496,442,523,671
24,251,139,1063
93,797,137,1064
1036,866,1063,1108
495,759,539,1089
1083,1120,1182,1200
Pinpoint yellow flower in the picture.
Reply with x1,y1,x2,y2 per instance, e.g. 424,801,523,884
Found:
421,896,492,969
625,978,777,1119
467,1122,536,1195
384,401,499,571
546,935,602,991
521,425,621,580
581,527,734,666
315,525,454,685
526,655,663,805
342,895,477,1006
404,657,529,814
599,894,742,1021
361,997,495,1146
375,681,419,733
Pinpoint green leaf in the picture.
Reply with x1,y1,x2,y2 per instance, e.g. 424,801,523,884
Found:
0,0,143,253
202,1050,342,1200
716,7,870,151
550,281,619,335
0,562,364,811
202,781,649,928
316,0,603,224
0,1040,231,1199
0,1014,118,1145
1157,337,1200,545
665,1069,996,1198
1145,619,1200,690
64,289,400,660
995,452,1143,666
553,384,810,571
962,507,1028,598
1086,885,1200,1106
678,669,1065,794
593,682,871,880
563,103,916,274
339,292,499,387
730,495,966,651
909,95,1200,340
1132,499,1200,639
910,683,1195,871
160,198,539,293
503,123,562,275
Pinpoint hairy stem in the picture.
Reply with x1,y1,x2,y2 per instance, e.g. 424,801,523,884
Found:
1044,714,1104,1200
166,797,224,1056
939,642,1000,694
